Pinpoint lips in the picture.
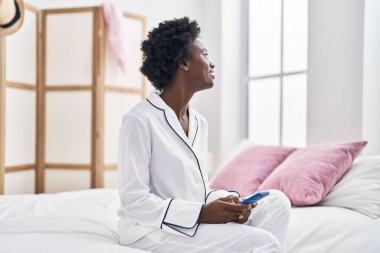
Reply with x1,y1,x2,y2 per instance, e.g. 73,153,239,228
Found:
210,71,215,79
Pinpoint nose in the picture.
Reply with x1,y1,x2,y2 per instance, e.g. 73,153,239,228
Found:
210,62,215,69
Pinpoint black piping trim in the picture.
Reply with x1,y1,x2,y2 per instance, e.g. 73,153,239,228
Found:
163,221,198,229
162,222,200,237
191,116,199,146
228,190,241,198
146,98,207,202
146,98,164,111
205,190,241,202
0,1,20,28
205,189,218,201
161,203,203,229
160,198,174,229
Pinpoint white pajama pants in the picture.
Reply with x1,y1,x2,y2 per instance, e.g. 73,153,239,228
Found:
130,190,291,253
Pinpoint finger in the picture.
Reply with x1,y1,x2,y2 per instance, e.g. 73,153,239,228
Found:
218,197,230,202
233,218,244,224
243,210,251,217
227,206,250,215
233,212,250,224
219,196,236,203
241,211,251,222
230,196,240,204
234,214,245,220
221,196,240,204
242,203,253,210
242,202,256,210
234,216,249,224
236,209,251,219
225,202,251,212
240,216,250,224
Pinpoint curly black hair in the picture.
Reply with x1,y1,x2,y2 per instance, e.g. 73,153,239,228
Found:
140,17,200,91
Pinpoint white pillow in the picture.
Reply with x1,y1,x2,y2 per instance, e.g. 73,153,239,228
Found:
320,155,380,218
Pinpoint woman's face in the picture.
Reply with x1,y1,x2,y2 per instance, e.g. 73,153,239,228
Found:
186,39,215,91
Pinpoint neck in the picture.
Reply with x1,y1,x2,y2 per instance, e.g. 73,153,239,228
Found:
160,85,193,120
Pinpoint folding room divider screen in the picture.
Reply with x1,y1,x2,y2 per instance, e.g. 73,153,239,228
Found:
0,5,147,194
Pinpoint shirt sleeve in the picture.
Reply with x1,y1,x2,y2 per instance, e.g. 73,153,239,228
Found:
205,189,240,204
118,115,203,237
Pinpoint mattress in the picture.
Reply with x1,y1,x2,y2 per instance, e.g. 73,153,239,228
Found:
287,206,380,252
0,189,149,253
1,189,379,253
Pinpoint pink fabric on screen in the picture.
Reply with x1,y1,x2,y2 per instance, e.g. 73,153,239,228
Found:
258,141,367,206
210,146,296,197
102,3,127,72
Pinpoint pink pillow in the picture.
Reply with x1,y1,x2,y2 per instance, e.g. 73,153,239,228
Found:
210,146,296,197
258,141,367,206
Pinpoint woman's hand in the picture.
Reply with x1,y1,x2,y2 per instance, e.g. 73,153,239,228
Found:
197,196,255,224
227,196,257,224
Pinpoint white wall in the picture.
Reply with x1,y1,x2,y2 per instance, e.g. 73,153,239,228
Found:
192,0,246,175
307,0,380,156
307,0,365,145
191,0,222,175
27,0,203,32
362,0,380,155
219,0,245,167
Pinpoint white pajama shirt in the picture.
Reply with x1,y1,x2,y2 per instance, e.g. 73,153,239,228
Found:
118,92,290,252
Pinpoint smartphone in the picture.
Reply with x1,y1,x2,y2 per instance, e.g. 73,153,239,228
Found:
240,191,270,204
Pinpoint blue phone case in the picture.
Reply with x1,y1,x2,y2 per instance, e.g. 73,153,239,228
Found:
241,191,270,204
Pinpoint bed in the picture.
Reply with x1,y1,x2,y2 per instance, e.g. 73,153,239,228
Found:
1,190,379,252
1,155,380,252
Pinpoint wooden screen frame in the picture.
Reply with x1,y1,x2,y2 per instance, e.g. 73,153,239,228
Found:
0,4,41,194
0,36,5,194
0,6,146,194
40,7,102,193
103,12,147,97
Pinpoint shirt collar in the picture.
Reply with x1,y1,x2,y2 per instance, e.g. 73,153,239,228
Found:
146,92,199,146
146,91,167,110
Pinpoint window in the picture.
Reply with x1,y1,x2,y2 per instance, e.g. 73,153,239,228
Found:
247,0,308,147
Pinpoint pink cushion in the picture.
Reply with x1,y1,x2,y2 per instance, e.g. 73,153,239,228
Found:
210,146,296,197
258,141,367,206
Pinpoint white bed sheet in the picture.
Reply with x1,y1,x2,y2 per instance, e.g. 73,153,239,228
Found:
1,189,379,253
0,189,149,253
287,206,380,253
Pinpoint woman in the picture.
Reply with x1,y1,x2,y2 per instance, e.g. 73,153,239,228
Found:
118,17,290,253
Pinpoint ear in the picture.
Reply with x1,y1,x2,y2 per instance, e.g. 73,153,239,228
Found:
178,61,189,72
